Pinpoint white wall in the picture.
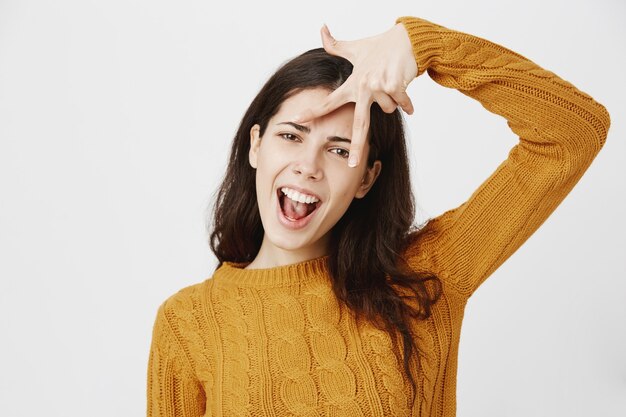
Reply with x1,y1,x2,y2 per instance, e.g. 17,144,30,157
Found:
0,0,624,416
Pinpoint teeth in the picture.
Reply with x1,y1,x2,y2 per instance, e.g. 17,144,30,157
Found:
280,187,320,204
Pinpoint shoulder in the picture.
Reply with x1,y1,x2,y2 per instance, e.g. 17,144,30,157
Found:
150,279,215,380
160,280,208,311
403,211,455,267
155,279,212,344
156,279,211,327
402,210,469,295
151,279,215,348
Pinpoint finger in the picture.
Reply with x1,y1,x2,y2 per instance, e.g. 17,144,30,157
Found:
293,84,350,123
321,25,339,56
372,92,399,114
321,24,353,61
348,92,373,168
390,90,414,115
321,24,338,54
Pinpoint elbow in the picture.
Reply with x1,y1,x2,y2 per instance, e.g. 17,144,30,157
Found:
594,101,611,149
569,99,611,160
550,100,610,181
563,101,610,180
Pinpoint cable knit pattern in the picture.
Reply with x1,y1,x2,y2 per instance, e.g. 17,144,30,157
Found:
148,288,209,416
265,291,320,415
302,284,362,415
212,282,251,416
147,16,610,417
412,320,438,416
362,324,411,415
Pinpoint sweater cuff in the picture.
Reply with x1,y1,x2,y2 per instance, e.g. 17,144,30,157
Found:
395,17,445,77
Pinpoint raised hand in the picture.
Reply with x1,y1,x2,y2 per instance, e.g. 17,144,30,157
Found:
293,23,418,167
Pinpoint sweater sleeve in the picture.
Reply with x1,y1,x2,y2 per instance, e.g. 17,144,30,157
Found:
147,301,206,417
397,17,611,298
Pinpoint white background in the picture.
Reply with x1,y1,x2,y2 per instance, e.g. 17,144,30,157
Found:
1,0,624,416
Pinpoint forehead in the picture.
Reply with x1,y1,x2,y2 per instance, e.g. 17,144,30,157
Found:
272,88,355,131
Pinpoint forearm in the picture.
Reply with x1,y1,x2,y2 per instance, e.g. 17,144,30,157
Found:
397,16,610,166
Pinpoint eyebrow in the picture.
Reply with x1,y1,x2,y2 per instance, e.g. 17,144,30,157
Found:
277,121,351,144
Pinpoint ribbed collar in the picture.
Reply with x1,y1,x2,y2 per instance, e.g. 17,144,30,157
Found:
213,255,331,288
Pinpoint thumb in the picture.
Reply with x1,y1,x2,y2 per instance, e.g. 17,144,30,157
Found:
321,24,351,60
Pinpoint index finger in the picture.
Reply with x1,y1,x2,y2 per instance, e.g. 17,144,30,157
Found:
292,85,349,124
348,90,372,168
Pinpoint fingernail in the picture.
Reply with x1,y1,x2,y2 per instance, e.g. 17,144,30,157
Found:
348,155,358,168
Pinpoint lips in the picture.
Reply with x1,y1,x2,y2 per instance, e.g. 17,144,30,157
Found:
276,185,322,230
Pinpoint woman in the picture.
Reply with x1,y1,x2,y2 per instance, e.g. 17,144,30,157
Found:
147,16,610,416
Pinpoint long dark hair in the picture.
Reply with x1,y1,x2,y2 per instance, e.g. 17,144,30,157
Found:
208,48,442,404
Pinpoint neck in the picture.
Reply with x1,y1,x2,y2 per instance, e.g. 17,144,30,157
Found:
245,233,330,269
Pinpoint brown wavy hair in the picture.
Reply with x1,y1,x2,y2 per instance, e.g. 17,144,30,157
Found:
208,48,442,404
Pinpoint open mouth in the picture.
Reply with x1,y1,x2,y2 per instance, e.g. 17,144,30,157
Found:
277,187,322,223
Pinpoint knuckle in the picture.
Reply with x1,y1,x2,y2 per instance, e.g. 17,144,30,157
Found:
371,78,384,91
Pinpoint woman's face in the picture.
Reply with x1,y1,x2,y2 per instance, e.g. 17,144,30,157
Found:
249,88,382,260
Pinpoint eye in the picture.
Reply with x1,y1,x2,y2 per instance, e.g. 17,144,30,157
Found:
330,147,350,159
278,133,301,142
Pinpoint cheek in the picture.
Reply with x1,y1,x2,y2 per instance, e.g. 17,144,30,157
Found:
258,140,291,166
330,177,361,207
333,166,365,192
255,144,291,193
255,166,276,203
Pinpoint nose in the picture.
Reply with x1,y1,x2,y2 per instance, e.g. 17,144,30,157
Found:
292,149,323,181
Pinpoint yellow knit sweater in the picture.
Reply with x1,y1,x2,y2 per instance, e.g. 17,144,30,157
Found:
146,17,610,417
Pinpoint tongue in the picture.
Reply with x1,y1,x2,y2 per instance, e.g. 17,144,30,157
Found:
283,197,311,221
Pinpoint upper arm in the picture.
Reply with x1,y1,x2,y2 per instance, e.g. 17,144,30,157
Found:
147,302,206,417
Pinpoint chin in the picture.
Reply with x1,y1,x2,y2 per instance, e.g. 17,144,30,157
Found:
266,229,317,252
